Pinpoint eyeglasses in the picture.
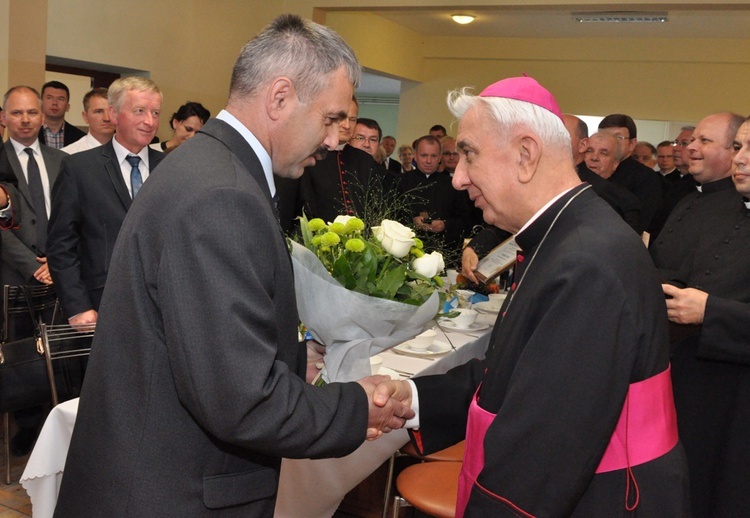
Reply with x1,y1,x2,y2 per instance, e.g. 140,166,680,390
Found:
351,135,380,144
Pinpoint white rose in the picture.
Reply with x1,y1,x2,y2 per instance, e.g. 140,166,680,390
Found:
372,220,415,258
412,251,446,278
332,215,354,226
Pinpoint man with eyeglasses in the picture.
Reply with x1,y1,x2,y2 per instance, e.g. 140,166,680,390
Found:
438,137,460,176
598,114,664,232
648,129,698,240
349,118,381,158
649,113,744,279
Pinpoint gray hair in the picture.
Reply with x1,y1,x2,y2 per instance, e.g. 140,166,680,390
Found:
447,87,569,151
230,14,361,104
589,132,624,162
108,77,161,112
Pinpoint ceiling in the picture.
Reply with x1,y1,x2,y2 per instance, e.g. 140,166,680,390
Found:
365,6,750,39
354,4,750,97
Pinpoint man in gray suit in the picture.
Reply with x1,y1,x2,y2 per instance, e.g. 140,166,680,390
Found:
1,86,66,287
55,15,412,517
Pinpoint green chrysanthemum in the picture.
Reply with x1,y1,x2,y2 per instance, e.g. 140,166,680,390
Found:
345,238,365,253
321,231,341,246
311,236,323,247
413,237,424,249
308,218,327,232
345,217,365,233
329,222,346,235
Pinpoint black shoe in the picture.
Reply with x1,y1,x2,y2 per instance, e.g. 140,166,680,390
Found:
10,427,37,457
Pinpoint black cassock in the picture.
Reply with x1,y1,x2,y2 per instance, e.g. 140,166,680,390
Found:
412,185,690,516
671,199,750,516
649,176,740,281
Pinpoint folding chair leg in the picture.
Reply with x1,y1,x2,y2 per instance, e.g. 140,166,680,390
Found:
392,495,411,518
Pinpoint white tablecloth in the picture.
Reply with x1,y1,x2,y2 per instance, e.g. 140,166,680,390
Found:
20,398,79,518
19,313,493,518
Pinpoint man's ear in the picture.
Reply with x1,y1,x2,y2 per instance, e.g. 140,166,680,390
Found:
578,137,589,154
266,77,295,121
517,134,541,184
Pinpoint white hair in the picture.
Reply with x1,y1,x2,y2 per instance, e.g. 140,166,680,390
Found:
447,87,570,151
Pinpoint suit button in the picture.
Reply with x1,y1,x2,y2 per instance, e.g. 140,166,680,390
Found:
677,216,682,222
31,219,37,224
725,238,730,244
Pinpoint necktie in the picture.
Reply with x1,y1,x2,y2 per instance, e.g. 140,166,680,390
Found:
24,148,47,254
126,155,142,198
272,191,281,222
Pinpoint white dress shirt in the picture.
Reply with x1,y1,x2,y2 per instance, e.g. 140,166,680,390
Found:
8,138,52,217
216,109,275,196
111,136,151,198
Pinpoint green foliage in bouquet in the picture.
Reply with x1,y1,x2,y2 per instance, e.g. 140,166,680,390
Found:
295,214,446,306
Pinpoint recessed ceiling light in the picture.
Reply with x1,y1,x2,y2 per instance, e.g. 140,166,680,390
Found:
573,11,668,23
452,15,475,25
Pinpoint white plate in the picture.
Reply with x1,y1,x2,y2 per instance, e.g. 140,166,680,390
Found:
439,320,490,332
394,340,452,357
473,301,502,314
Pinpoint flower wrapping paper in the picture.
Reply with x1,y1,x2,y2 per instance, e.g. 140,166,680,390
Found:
290,241,439,381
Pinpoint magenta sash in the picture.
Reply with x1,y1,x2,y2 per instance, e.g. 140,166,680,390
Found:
456,366,678,516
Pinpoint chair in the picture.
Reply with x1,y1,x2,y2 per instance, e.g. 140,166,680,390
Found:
393,461,461,518
41,323,95,407
384,440,465,518
2,285,61,485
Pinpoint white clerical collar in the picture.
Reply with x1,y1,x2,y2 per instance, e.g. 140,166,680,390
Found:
517,185,580,235
217,109,275,197
744,198,750,210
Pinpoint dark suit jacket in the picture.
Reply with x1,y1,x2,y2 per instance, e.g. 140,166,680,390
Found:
37,122,86,148
46,141,165,317
54,118,368,517
0,140,65,285
385,156,401,173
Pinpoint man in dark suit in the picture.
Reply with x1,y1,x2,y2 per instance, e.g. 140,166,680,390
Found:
55,15,411,517
0,85,67,455
382,135,401,172
47,76,165,329
37,80,86,149
1,86,66,288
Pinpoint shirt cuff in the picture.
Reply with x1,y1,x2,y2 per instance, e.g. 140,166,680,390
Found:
404,379,420,429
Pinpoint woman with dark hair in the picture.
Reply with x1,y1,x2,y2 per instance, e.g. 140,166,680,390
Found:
151,101,210,153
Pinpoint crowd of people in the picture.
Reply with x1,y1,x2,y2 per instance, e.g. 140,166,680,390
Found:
0,12,747,516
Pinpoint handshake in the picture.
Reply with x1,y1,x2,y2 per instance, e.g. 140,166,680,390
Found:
305,340,416,440
357,376,414,441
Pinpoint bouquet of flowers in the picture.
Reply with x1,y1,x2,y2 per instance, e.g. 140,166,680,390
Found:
289,215,443,381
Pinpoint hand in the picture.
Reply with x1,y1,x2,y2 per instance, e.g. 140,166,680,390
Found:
305,340,326,383
0,186,7,208
662,284,708,325
33,257,53,285
461,246,480,284
428,219,445,233
357,375,415,440
69,309,98,331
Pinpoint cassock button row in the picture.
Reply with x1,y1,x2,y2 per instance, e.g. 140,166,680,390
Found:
724,238,730,244
705,269,711,275
677,216,682,222
517,254,525,263
510,283,517,291
714,254,720,260
735,224,741,230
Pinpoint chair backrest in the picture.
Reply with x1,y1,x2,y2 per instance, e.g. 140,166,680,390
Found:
2,285,59,342
41,323,95,406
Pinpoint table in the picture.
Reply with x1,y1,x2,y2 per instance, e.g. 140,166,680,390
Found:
275,312,493,517
20,398,79,518
19,312,493,518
